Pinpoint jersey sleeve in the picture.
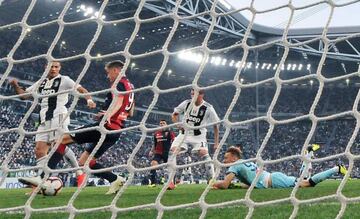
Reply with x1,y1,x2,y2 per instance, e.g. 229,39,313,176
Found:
25,81,40,93
116,82,126,92
206,106,220,123
226,163,244,176
62,76,80,90
173,100,189,114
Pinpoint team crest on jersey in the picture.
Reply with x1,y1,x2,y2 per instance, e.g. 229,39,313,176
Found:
53,80,59,87
199,109,205,116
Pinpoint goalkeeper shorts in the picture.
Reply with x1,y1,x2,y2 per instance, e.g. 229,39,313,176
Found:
270,172,296,188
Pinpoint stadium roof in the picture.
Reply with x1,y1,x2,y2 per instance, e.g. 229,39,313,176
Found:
224,0,360,36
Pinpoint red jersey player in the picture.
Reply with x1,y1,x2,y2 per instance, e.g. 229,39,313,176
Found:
60,60,134,194
148,120,175,186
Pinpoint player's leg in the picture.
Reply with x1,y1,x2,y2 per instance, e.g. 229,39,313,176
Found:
305,164,347,187
188,166,194,183
299,144,320,178
167,134,187,190
63,147,84,176
34,141,51,177
149,157,160,186
18,141,50,188
18,122,51,185
65,123,123,191
194,142,214,181
270,172,297,188
167,133,186,164
43,116,73,176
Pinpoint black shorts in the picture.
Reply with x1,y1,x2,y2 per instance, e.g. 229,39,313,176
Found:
153,153,168,163
70,123,121,158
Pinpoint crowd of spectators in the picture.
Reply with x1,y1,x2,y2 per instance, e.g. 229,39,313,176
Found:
1,27,360,186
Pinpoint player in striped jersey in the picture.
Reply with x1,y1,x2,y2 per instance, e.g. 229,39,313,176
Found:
10,61,96,191
168,89,220,189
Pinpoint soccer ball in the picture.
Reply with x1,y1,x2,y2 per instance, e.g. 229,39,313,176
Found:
42,176,63,196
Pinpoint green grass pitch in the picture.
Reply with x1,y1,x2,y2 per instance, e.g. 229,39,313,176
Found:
1,179,360,219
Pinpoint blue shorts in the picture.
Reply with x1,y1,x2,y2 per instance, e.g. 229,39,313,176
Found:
271,172,296,188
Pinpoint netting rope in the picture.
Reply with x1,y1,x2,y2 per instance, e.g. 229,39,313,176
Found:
0,0,359,218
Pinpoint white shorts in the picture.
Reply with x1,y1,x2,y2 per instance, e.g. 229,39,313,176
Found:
35,114,70,143
171,133,208,154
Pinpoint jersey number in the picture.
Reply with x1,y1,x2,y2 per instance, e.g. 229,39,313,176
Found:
125,93,134,111
244,163,257,172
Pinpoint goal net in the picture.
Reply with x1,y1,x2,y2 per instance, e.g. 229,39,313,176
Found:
0,0,359,218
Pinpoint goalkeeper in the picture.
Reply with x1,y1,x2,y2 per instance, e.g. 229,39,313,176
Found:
212,146,347,189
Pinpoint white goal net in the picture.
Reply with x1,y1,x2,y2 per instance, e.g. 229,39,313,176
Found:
1,0,359,218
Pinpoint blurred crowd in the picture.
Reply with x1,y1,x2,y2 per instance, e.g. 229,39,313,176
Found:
1,29,360,185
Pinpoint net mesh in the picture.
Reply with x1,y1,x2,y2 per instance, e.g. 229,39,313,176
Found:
0,0,359,218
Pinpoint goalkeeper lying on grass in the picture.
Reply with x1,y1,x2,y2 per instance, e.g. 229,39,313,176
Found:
212,146,347,189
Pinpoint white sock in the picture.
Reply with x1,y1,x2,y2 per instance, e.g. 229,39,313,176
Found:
36,156,47,177
201,154,214,179
64,147,83,176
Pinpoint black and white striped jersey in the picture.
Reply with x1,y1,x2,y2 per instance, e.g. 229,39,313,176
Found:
174,99,220,136
26,74,80,123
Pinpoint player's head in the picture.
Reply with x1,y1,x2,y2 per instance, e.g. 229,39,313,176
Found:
159,119,168,130
105,60,124,83
191,89,204,101
159,119,167,126
46,61,61,79
224,146,242,163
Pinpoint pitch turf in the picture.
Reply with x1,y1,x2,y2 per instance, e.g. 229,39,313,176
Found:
1,179,360,219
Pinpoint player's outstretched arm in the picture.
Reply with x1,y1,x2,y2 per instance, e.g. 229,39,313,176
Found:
77,86,96,109
9,79,31,100
212,173,235,189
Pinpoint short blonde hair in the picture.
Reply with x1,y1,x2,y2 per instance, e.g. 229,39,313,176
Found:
226,146,242,159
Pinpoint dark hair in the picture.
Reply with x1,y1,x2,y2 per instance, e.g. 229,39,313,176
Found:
160,119,167,122
226,146,242,159
191,89,205,95
105,60,124,69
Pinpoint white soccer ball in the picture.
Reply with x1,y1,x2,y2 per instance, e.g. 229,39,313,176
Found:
42,176,63,196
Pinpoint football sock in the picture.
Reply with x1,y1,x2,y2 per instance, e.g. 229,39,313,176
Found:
36,156,47,178
300,151,313,177
89,160,117,183
167,151,177,183
309,166,338,186
64,147,83,176
201,154,215,179
150,169,157,184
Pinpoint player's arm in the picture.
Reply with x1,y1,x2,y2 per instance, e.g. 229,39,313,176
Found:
213,124,219,150
237,182,250,189
172,112,185,133
149,134,156,157
9,79,31,100
172,100,187,131
128,101,135,117
171,112,179,123
77,86,96,109
106,95,124,124
212,173,236,189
